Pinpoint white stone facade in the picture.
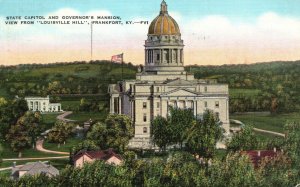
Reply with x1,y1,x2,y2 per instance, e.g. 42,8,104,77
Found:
108,1,229,149
25,96,62,113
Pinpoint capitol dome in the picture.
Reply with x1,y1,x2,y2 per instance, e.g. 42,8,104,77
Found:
148,0,180,35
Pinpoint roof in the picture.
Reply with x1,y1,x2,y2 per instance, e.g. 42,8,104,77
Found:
148,1,180,35
73,149,122,162
11,161,59,177
241,150,278,167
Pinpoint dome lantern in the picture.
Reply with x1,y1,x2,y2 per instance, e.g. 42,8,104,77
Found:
160,0,168,14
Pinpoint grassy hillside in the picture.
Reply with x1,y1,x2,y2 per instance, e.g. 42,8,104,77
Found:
0,60,299,114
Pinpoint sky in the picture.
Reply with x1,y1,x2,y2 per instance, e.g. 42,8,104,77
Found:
0,0,300,65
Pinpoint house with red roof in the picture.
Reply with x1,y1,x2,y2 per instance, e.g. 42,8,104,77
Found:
73,149,123,168
241,148,279,167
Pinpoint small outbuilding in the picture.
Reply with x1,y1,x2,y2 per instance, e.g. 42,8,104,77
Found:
73,149,123,168
11,161,59,179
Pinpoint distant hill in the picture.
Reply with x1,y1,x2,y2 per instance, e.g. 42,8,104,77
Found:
0,60,299,113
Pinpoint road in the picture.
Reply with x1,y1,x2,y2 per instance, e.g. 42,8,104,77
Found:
230,119,285,137
36,139,69,155
56,111,75,122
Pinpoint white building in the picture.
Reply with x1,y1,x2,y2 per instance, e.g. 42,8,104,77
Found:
109,1,229,149
25,95,62,113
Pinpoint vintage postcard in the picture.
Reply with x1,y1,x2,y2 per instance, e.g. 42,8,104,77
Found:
0,0,299,186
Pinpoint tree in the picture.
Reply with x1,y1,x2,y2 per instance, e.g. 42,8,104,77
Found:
87,122,108,149
71,140,99,156
209,153,260,187
87,114,134,153
227,125,258,152
0,98,28,140
0,143,3,159
6,111,41,157
151,107,195,151
6,123,31,158
0,97,7,106
168,107,194,149
47,121,74,147
105,114,134,153
186,110,223,159
151,116,170,151
16,111,42,148
283,121,300,167
162,152,200,186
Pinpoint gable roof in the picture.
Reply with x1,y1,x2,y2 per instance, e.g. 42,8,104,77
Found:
241,150,278,167
73,149,122,162
161,88,199,97
12,161,59,177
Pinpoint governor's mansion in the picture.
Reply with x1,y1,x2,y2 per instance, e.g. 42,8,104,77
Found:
109,1,229,149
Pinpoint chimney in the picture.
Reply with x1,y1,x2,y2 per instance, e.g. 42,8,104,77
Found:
257,151,261,157
273,147,277,153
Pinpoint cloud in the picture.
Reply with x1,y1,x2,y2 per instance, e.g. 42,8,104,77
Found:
1,8,300,65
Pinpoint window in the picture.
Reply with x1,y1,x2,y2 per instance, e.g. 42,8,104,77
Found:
143,102,147,109
215,101,219,108
143,127,148,133
156,87,159,92
157,102,160,108
204,101,208,107
157,54,160,61
204,86,208,92
216,112,220,119
143,114,147,122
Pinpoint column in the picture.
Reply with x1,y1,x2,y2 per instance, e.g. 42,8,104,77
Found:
151,50,154,63
192,100,197,116
181,49,184,65
119,97,122,114
160,49,162,64
167,100,169,117
177,49,180,64
162,49,164,64
110,97,114,113
169,49,171,63
145,49,147,64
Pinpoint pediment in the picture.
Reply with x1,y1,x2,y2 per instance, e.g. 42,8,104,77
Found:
162,88,198,97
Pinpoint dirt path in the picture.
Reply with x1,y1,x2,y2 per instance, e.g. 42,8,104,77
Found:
2,156,69,162
36,139,69,155
253,128,285,137
56,111,75,122
230,119,285,137
0,165,24,172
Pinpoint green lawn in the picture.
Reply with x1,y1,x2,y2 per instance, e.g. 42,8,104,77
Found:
0,87,9,98
61,100,80,111
43,137,83,152
67,111,107,123
0,170,11,178
0,141,63,159
254,131,284,142
41,113,60,129
230,112,300,133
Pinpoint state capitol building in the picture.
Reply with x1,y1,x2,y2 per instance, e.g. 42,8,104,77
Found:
109,1,229,149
